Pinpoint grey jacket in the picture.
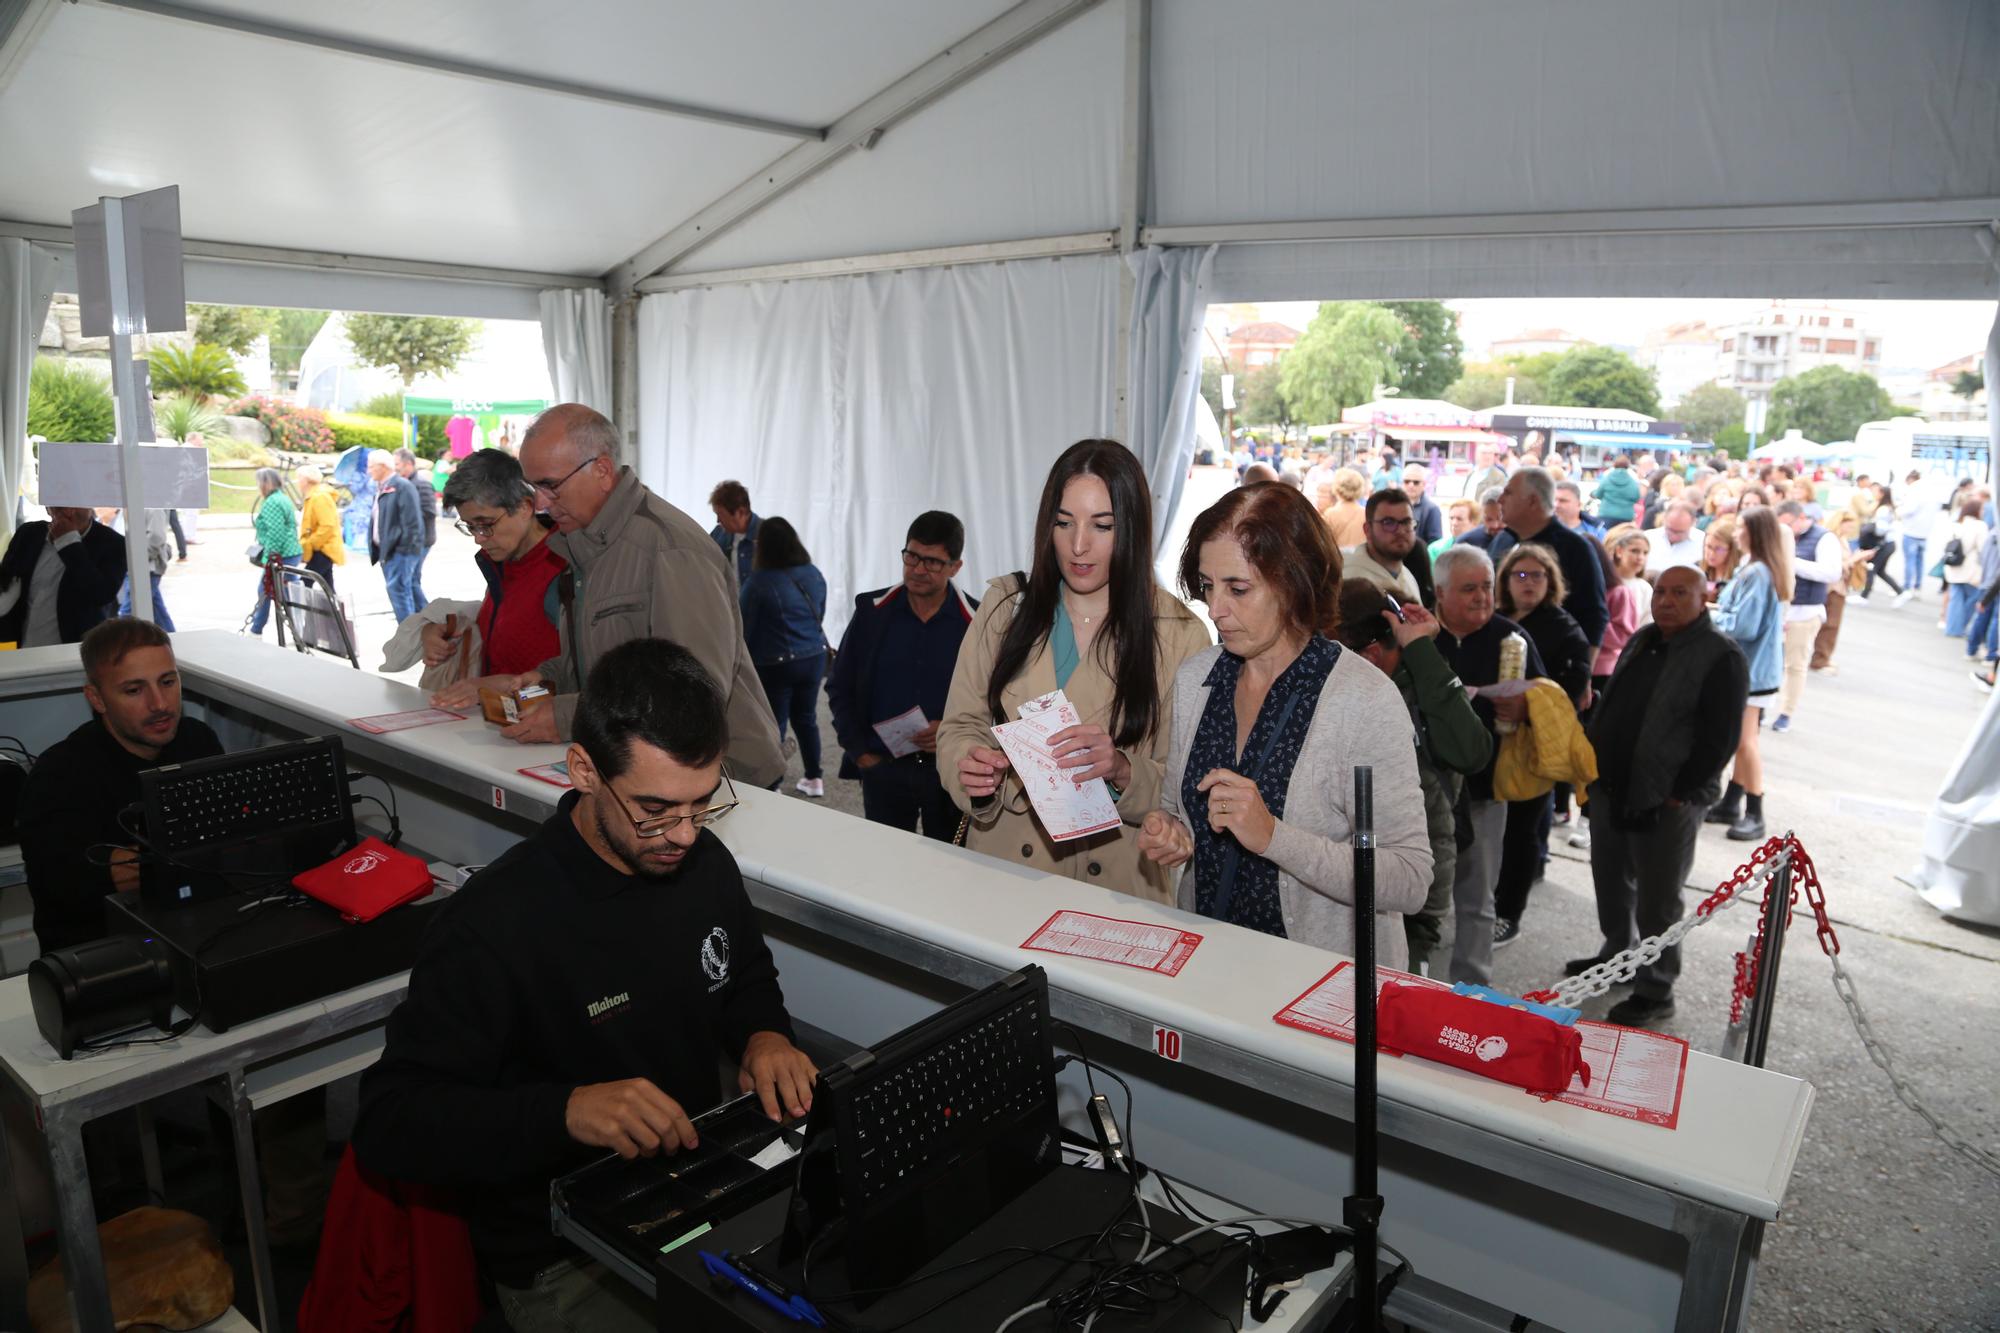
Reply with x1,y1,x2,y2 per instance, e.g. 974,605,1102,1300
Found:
538,469,785,787
1163,644,1433,968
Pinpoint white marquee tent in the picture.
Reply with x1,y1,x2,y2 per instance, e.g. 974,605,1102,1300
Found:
3,0,1997,627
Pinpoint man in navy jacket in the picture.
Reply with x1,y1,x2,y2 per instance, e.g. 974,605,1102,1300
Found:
367,450,427,621
826,511,977,840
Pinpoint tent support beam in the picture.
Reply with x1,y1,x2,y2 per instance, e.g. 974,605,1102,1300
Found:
633,232,1117,293
1113,0,1150,441
78,0,822,141
0,218,602,292
1143,198,2000,246
0,0,58,99
608,0,1108,297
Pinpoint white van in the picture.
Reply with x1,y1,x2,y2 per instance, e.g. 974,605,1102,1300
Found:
1851,417,1992,486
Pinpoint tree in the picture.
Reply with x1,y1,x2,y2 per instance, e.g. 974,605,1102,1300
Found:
1954,368,1985,400
1238,363,1298,439
1766,365,1895,443
1444,360,1544,411
345,314,480,385
269,308,331,387
188,304,276,354
1200,358,1226,423
1712,423,1749,460
1381,300,1463,399
1672,381,1747,441
1279,302,1405,425
147,343,246,400
1542,345,1660,416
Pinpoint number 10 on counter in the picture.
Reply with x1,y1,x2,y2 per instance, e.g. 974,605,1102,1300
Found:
1152,1026,1183,1062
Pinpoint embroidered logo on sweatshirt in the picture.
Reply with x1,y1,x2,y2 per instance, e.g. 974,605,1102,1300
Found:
701,927,731,989
586,992,631,1024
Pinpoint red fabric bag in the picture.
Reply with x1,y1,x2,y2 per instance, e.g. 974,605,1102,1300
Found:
1377,982,1591,1097
291,836,434,923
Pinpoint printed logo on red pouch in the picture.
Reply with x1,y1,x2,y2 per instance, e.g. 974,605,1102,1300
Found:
1476,1036,1509,1062
342,850,388,875
1438,1025,1510,1061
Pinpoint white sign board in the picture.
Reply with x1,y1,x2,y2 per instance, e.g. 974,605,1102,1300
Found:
36,443,209,509
72,186,186,337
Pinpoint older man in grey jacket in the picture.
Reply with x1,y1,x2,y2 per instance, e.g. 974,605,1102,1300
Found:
492,404,785,788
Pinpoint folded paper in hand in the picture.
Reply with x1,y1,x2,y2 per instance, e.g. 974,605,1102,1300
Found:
992,689,1123,842
872,705,928,758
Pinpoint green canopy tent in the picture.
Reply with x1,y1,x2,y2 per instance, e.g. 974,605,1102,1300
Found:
401,396,550,456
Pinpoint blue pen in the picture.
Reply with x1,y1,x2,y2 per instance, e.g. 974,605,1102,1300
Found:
699,1250,826,1326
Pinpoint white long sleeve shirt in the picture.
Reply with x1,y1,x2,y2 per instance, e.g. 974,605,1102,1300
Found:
1785,527,1846,623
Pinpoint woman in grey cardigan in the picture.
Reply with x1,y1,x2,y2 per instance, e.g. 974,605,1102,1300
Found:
1138,484,1433,967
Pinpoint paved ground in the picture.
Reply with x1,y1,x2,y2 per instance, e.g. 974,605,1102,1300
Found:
156,496,2000,1331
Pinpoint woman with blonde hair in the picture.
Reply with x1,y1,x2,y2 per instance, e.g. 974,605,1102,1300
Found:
295,464,346,593
1706,507,1792,840
1321,467,1368,548
1701,514,1742,596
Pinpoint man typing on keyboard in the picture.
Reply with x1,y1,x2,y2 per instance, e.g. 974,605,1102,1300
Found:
354,637,816,1333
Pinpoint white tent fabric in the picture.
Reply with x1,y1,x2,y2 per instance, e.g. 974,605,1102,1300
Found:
538,288,614,416
1124,245,1215,551
1,239,57,541
637,253,1119,637
1907,688,2000,927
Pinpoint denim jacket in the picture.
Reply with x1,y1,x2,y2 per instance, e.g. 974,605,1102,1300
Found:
740,565,827,665
1709,560,1782,694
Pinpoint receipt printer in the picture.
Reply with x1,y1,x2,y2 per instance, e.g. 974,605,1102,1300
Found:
28,935,178,1059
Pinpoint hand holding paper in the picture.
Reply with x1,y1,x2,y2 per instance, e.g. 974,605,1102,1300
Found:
992,690,1123,842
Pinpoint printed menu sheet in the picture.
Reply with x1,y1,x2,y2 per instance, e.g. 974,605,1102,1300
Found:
1273,962,1689,1128
1021,910,1203,977
517,762,573,789
991,689,1122,841
349,707,466,734
872,705,929,758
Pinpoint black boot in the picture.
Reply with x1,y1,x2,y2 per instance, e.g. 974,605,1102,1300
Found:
1705,781,1743,825
1728,792,1766,841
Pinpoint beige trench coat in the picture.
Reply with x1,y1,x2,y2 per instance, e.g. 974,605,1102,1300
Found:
938,576,1212,903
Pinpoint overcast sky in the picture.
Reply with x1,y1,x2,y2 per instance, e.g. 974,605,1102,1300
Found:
1228,299,1993,373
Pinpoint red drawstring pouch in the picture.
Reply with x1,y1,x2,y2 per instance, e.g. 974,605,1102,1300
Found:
292,836,435,923
1377,982,1591,1097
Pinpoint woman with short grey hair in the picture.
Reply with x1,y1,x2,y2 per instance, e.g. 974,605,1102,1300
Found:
426,448,568,700
247,466,304,637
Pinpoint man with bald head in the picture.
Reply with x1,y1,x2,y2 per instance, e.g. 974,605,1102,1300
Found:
1568,565,1748,1027
484,404,784,786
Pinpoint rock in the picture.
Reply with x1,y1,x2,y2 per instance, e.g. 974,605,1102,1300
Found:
219,415,269,446
27,1205,234,1331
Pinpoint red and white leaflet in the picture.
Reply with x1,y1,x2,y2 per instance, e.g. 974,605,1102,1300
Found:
1273,961,1443,1042
1021,911,1203,977
992,690,1122,842
350,707,465,734
1273,963,1689,1128
1555,1023,1689,1129
517,762,573,789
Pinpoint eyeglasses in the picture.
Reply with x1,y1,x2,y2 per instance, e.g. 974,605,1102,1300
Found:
900,548,950,574
529,455,598,498
603,773,739,838
454,516,503,538
1508,568,1548,582
1372,517,1415,532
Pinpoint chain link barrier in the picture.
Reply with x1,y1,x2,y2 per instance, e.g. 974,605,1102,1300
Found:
1525,833,2000,1182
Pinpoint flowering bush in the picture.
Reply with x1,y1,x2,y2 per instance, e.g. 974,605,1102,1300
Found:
227,395,335,453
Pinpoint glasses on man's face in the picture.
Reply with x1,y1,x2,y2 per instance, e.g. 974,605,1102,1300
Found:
1373,516,1415,532
454,516,504,538
900,548,949,574
604,773,739,839
529,455,596,498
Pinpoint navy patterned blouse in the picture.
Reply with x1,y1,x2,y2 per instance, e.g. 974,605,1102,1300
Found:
1186,634,1342,937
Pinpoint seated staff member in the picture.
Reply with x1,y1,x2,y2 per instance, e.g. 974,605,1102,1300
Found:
422,448,566,691
941,440,1210,903
1137,485,1431,965
1334,580,1492,976
19,618,223,953
826,511,979,840
353,639,815,1332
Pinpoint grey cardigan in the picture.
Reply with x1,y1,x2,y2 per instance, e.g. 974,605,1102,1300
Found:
1162,644,1433,969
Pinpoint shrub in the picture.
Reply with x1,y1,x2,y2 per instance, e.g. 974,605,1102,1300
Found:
153,393,226,444
204,435,274,467
227,395,334,453
148,343,247,400
328,412,406,452
356,390,407,420
412,413,448,460
26,358,115,442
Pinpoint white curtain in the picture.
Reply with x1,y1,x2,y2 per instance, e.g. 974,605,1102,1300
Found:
2,240,59,542
638,254,1120,639
1125,245,1216,552
537,287,613,416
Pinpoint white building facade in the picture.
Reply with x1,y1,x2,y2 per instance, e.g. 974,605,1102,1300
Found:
1714,301,1883,405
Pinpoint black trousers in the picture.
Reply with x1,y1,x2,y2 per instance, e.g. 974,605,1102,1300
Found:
305,550,336,594
859,757,961,841
1862,540,1901,597
166,509,188,558
1493,792,1553,923
1587,792,1704,999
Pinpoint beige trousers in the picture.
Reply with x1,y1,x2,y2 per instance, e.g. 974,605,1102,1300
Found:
1778,617,1819,717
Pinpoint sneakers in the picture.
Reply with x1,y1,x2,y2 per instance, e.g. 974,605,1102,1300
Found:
1771,714,1791,734
1552,810,1572,828
1563,955,1606,977
1606,993,1676,1027
1727,812,1767,841
1976,668,1997,694
1892,590,1915,607
1567,826,1591,850
1493,918,1522,948
795,777,825,799
1808,663,1837,676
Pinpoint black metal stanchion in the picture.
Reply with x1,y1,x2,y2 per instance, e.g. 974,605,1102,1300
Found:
1343,765,1382,1331
1742,841,1794,1069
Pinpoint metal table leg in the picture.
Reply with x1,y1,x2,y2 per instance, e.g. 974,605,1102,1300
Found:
226,1067,280,1332
134,1102,164,1205
1673,1196,1754,1333
0,1098,33,1332
46,1110,115,1333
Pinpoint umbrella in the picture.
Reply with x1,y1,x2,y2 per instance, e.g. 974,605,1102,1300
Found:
1749,429,1829,461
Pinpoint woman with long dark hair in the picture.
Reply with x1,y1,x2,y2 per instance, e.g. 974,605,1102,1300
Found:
739,516,829,799
940,439,1210,902
1706,506,1792,840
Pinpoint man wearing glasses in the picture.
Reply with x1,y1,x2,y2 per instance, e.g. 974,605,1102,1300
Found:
826,511,978,840
1487,465,1610,649
1341,490,1423,602
493,404,783,790
355,638,816,1333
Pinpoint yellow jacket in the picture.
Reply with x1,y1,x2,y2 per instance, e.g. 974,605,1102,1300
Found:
1492,678,1598,802
298,487,347,565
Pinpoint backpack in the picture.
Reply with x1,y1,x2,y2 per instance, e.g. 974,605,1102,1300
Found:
1942,536,1966,568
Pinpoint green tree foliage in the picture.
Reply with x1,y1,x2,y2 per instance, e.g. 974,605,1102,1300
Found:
1712,424,1749,460
1200,359,1225,423
1671,381,1747,441
1766,365,1895,443
269,308,331,386
26,358,115,442
1953,368,1985,400
188,305,276,354
147,343,247,400
1279,302,1406,425
345,314,480,385
1443,362,1530,411
153,393,226,443
1541,346,1661,416
1381,300,1464,399
1238,363,1297,438
357,389,408,420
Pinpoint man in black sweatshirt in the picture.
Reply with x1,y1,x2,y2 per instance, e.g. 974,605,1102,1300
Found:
353,638,816,1331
